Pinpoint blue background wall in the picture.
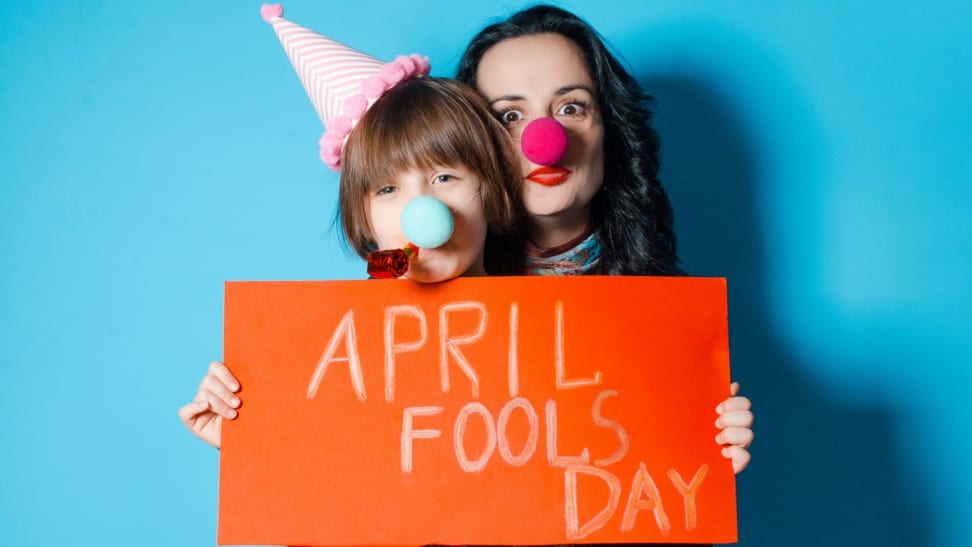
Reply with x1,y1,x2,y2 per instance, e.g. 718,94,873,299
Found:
1,1,968,545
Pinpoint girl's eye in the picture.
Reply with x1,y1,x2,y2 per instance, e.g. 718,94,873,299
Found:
433,174,456,184
375,185,397,196
557,101,587,117
499,109,524,125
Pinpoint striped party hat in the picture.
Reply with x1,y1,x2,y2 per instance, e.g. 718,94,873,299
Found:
261,4,431,170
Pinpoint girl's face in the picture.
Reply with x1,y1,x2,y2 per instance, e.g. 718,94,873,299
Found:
368,164,488,283
475,33,605,228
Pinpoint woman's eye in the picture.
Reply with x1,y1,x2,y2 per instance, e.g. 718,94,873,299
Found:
499,109,524,125
557,102,586,116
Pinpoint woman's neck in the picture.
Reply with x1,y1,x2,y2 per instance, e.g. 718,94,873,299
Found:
525,209,592,250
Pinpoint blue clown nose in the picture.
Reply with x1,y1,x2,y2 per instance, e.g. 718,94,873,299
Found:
401,196,454,249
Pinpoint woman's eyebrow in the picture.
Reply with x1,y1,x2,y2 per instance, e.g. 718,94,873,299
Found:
488,94,524,106
488,84,594,106
556,84,594,96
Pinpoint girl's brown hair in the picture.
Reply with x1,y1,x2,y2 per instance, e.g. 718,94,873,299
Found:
339,77,520,258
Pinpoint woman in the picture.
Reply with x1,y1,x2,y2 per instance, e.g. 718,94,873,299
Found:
460,5,679,277
457,4,753,472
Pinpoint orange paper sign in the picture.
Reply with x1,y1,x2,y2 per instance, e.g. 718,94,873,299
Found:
219,276,736,546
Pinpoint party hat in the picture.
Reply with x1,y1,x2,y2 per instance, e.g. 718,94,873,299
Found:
260,4,430,170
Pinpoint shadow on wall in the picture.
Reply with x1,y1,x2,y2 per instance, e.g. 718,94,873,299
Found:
642,69,933,546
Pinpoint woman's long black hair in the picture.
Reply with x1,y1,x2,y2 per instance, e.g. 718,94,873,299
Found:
457,5,683,276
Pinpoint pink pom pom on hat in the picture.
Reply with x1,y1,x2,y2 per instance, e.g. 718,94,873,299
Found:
260,4,431,171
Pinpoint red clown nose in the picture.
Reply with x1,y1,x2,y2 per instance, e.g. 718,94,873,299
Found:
520,117,568,166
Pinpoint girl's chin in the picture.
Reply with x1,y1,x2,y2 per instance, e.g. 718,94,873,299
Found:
404,263,462,284
405,272,460,284
405,256,484,283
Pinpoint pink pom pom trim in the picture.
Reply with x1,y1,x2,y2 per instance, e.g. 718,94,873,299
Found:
361,76,388,99
320,131,343,150
343,96,368,119
394,55,416,74
410,54,431,76
260,3,283,23
320,148,342,170
329,115,353,137
319,131,344,171
317,53,431,169
379,63,406,87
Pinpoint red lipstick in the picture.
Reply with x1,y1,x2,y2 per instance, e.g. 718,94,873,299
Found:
526,166,572,186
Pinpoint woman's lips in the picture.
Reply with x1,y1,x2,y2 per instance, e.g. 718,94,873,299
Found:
526,166,572,186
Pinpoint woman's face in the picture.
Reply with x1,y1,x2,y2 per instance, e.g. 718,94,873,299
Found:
475,33,605,228
367,164,487,283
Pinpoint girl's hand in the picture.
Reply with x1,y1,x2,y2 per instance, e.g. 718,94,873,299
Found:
715,382,753,474
177,361,241,449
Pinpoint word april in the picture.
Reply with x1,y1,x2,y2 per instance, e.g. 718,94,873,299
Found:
307,299,601,403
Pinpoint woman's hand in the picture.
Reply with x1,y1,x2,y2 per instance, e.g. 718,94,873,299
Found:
715,382,753,474
177,361,241,449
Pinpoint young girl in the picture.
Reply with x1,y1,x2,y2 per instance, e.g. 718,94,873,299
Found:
178,4,520,446
340,76,520,283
